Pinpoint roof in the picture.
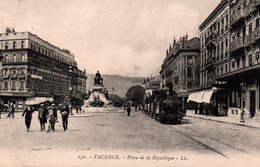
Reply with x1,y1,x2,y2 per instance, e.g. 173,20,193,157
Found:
199,0,229,30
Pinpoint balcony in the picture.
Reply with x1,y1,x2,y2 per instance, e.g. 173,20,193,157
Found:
230,38,244,54
10,74,18,79
2,58,28,65
230,8,244,27
205,58,215,71
205,33,218,49
256,0,260,8
244,34,254,47
2,75,9,79
253,27,260,41
244,1,257,17
18,73,26,79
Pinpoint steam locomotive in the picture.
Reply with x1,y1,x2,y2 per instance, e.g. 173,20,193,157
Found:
143,90,184,124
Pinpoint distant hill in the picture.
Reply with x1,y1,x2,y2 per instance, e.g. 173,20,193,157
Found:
86,74,145,98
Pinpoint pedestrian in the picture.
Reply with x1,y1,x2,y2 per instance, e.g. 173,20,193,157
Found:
195,104,198,114
240,108,245,123
205,104,209,117
76,106,78,114
126,106,131,116
69,104,73,115
22,106,34,132
47,105,56,133
6,104,15,119
79,106,82,114
60,103,69,131
123,103,126,111
38,104,47,131
52,103,58,122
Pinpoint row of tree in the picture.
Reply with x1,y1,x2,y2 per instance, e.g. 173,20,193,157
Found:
108,85,145,107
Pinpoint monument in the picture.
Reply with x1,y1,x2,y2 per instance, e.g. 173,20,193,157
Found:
84,71,110,107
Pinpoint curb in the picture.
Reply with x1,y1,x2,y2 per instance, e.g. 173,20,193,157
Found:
186,115,259,129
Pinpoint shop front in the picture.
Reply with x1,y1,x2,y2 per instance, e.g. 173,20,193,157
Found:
187,86,228,116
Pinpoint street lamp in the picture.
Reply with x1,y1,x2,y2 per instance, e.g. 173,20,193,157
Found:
240,82,245,123
69,65,73,115
240,82,244,108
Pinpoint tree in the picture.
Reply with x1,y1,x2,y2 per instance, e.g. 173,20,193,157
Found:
108,94,125,107
125,85,145,105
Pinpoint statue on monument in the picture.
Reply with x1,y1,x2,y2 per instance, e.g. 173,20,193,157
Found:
94,71,103,85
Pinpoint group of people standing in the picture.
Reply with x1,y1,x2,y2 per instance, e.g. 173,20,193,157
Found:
22,102,70,132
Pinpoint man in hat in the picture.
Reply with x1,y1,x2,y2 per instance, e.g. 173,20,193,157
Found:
22,105,34,132
60,102,69,131
126,105,131,116
38,104,47,131
47,105,56,133
51,103,58,121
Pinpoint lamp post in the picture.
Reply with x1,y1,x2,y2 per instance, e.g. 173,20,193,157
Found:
240,82,244,108
69,65,73,115
240,82,245,123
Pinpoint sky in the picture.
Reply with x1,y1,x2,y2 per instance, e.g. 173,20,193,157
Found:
0,0,220,77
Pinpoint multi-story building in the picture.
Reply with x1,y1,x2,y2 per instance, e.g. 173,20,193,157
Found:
192,0,259,119
0,29,87,111
214,0,260,118
143,76,161,94
160,35,200,108
191,0,230,116
143,76,161,113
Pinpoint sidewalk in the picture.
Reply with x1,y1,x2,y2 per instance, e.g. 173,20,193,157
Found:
186,110,260,129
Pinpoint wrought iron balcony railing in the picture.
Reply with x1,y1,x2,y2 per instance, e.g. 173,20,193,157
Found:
244,0,257,17
230,38,244,53
244,34,254,46
205,33,218,49
204,58,215,71
253,27,260,41
256,0,260,8
205,58,214,66
3,58,28,63
230,7,244,26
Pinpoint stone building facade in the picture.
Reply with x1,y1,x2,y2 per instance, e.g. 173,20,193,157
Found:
191,0,260,118
0,30,87,111
192,0,230,116
215,0,260,118
160,35,200,108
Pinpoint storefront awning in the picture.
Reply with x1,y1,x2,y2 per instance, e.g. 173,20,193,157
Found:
201,89,214,103
25,97,53,105
187,88,215,104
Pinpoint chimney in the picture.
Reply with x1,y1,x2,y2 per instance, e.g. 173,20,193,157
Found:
12,28,15,33
169,43,172,51
173,37,176,47
166,49,168,56
5,27,11,33
180,37,183,48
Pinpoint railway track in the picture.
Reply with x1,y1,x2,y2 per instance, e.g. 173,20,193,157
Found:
166,122,250,159
142,111,252,159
